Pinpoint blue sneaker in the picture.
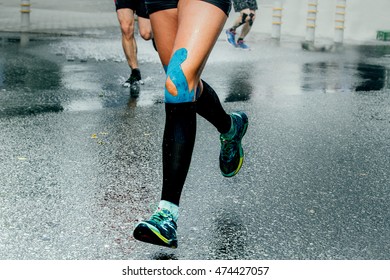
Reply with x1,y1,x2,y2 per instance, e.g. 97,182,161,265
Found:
237,40,251,50
226,29,237,47
220,112,249,177
133,209,178,248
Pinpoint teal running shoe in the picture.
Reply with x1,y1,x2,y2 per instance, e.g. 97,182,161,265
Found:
220,112,249,177
237,40,251,50
133,209,178,248
226,29,237,47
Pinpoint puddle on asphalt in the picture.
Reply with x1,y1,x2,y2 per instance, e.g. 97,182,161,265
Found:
301,61,389,93
355,63,388,91
0,33,389,118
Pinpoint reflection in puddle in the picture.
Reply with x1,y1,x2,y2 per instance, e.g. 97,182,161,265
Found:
225,63,254,102
0,104,63,117
130,84,140,98
301,62,350,93
127,84,140,108
355,64,387,92
1,52,61,91
0,40,64,117
301,62,389,92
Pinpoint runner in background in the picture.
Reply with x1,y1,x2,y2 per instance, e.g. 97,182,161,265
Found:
115,0,153,86
226,0,258,50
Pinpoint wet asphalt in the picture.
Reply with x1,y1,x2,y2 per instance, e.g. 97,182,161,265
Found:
0,31,389,260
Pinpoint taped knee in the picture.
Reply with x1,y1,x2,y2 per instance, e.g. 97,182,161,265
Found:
165,48,195,104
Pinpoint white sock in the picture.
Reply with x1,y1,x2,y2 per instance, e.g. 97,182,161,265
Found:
158,200,179,222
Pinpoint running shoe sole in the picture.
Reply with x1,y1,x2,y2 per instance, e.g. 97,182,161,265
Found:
133,222,178,249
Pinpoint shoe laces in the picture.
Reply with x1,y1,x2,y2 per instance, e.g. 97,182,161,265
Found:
220,137,237,159
150,209,173,224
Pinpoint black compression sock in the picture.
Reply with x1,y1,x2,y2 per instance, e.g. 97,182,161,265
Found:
161,102,196,206
196,80,231,134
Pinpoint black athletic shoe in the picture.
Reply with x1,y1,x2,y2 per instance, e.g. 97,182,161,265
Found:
123,69,143,87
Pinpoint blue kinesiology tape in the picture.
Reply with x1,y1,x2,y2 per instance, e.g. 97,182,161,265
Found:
164,48,195,103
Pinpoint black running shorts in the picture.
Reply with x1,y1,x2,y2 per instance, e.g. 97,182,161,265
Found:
114,0,150,18
145,0,231,16
232,0,258,12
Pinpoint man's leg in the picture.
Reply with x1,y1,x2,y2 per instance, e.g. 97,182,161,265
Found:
225,8,248,47
231,11,247,32
235,9,255,49
136,0,153,41
137,17,152,40
237,9,256,42
117,8,143,86
117,8,138,71
138,16,158,51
